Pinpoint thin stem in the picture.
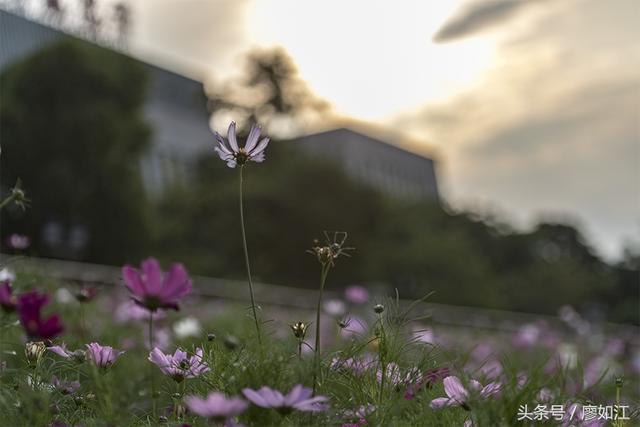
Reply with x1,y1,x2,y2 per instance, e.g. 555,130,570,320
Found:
377,312,386,404
149,314,156,416
239,166,262,346
313,264,330,392
0,195,15,210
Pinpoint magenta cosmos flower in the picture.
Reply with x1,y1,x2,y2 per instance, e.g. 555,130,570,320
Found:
0,281,17,313
430,376,501,409
85,342,124,368
149,347,210,382
17,291,64,339
122,258,192,311
214,122,270,168
185,392,248,422
242,385,329,414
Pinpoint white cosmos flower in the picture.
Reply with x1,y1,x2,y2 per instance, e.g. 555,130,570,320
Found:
173,316,202,339
214,121,270,168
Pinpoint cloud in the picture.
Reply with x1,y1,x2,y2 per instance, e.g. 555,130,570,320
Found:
433,0,542,43
398,0,640,259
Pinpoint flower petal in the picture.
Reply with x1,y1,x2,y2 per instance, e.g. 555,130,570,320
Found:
227,121,239,152
244,124,261,152
443,376,468,403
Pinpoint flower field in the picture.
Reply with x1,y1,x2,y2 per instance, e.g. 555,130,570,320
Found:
0,122,638,427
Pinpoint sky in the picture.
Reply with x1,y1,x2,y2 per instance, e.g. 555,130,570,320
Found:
95,0,639,259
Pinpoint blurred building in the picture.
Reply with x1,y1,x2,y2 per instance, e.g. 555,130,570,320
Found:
0,8,438,202
295,128,438,201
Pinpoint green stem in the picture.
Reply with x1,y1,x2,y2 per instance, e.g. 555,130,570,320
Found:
377,313,386,404
0,195,15,210
149,314,156,417
313,264,330,392
239,166,262,346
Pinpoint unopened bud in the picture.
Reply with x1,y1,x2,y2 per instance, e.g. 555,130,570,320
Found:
373,304,384,314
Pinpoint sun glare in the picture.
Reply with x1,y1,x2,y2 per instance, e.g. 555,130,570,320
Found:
249,0,496,120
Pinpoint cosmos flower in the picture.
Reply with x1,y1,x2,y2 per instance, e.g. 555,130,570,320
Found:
0,281,17,313
148,347,210,382
213,122,270,168
48,343,86,363
17,291,64,340
430,376,501,409
6,233,30,250
185,392,248,422
122,258,192,311
242,385,329,414
85,343,124,369
331,356,375,376
51,376,81,394
404,367,451,400
344,285,369,305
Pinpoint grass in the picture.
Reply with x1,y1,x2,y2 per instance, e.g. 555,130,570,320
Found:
0,271,637,426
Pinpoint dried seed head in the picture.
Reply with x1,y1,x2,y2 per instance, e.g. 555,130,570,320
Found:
373,304,385,314
290,321,308,339
207,333,217,342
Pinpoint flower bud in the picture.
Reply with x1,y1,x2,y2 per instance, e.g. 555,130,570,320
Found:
207,333,216,342
290,322,308,340
373,304,384,314
25,341,46,365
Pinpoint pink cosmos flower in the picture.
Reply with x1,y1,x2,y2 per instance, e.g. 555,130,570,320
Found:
48,343,85,362
405,367,451,400
149,347,210,382
563,403,606,427
122,258,192,311
17,291,64,339
85,342,124,368
242,385,329,414
430,376,501,409
344,285,369,304
214,122,270,168
185,392,248,422
6,234,30,250
51,376,80,394
0,281,17,313
339,316,367,339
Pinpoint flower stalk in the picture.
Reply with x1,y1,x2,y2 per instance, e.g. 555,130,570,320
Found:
239,165,262,346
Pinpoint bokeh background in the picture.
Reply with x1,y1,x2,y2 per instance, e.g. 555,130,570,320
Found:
1,0,638,324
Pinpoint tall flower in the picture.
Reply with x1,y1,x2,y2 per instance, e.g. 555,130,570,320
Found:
185,392,248,423
122,258,192,311
85,342,124,369
148,347,210,382
213,121,270,345
242,385,329,414
17,291,64,339
213,122,270,168
430,376,501,410
0,281,17,313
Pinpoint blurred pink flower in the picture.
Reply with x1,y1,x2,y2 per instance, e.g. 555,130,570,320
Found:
344,285,369,305
340,316,367,339
185,392,248,422
115,300,166,323
85,342,124,368
242,384,329,413
122,258,192,311
323,299,346,317
149,347,210,382
51,376,80,394
213,122,270,168
17,291,64,340
430,376,501,409
6,233,30,250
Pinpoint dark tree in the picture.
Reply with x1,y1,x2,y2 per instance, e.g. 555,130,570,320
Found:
1,39,152,264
